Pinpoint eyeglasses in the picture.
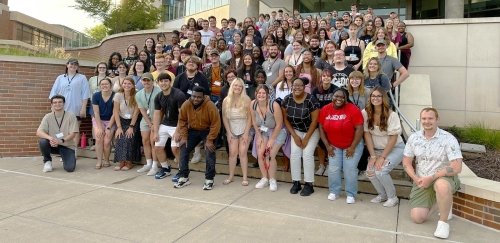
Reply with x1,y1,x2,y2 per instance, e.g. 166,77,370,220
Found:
371,95,383,98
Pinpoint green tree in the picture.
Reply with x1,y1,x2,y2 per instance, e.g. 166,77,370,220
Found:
85,24,108,42
74,0,163,35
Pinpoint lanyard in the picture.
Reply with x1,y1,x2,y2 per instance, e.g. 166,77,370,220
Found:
67,74,76,85
257,102,267,125
294,53,302,66
144,88,155,109
266,58,277,71
352,93,361,107
54,111,65,131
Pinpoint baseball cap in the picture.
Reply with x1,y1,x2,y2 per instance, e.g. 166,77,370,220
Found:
141,72,154,81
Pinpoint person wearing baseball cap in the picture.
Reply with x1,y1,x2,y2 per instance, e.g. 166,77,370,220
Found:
49,58,90,158
135,72,162,174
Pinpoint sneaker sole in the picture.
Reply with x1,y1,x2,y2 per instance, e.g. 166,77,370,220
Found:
174,181,191,188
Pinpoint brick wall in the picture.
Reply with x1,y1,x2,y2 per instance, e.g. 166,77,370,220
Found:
453,192,500,230
65,31,173,62
0,59,94,157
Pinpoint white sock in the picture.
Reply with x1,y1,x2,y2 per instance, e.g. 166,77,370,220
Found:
160,162,169,168
152,161,159,168
146,159,153,166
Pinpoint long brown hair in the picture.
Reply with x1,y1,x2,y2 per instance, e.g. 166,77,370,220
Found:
295,50,319,89
120,76,137,108
279,65,296,91
365,87,391,131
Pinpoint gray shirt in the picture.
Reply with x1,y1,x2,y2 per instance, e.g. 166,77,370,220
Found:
379,55,403,80
262,58,286,86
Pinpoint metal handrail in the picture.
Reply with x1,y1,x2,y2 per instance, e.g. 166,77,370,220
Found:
388,87,418,134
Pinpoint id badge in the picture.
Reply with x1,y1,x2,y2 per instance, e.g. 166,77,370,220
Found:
214,81,222,86
147,109,150,115
260,126,269,132
245,84,249,89
187,89,193,95
266,72,273,77
124,113,131,119
55,132,64,139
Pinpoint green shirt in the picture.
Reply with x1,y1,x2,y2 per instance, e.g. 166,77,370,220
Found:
135,86,161,125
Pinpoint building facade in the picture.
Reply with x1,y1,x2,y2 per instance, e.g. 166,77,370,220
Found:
0,0,97,52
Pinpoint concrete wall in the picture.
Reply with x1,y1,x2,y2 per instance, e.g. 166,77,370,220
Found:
406,18,500,129
0,56,95,157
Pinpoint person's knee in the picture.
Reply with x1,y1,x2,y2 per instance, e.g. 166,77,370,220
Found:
39,138,50,146
411,209,427,224
434,179,451,195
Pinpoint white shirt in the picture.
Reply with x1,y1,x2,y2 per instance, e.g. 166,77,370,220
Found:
404,128,462,177
199,29,214,46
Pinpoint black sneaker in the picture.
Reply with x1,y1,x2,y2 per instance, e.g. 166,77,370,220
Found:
171,173,180,182
203,179,214,190
300,182,314,196
290,181,302,194
154,166,171,179
174,177,191,188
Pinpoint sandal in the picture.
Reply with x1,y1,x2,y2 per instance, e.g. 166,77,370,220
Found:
114,161,125,171
95,163,102,170
223,179,233,185
102,161,111,167
121,162,134,171
241,180,249,186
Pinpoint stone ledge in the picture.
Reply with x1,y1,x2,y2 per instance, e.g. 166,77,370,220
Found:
0,55,97,67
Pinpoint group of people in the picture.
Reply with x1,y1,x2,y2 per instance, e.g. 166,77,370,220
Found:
37,5,462,239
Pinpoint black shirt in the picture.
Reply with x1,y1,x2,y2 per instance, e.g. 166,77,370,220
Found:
281,93,320,133
311,84,337,108
154,88,186,127
172,71,210,100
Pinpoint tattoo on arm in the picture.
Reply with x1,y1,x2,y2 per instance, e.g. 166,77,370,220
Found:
446,166,454,175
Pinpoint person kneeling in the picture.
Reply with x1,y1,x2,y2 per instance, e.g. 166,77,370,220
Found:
36,95,79,172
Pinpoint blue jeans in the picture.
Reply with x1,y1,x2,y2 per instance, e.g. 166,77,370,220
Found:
39,138,76,172
179,130,216,180
328,141,364,197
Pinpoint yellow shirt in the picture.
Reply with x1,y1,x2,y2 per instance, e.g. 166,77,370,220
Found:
362,41,398,69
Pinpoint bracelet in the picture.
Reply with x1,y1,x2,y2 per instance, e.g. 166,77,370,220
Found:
61,138,65,143
129,124,135,128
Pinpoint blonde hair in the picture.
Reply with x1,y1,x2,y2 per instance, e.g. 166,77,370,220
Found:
223,78,251,119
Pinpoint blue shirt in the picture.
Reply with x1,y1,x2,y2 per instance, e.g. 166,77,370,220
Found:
92,91,115,121
49,73,90,116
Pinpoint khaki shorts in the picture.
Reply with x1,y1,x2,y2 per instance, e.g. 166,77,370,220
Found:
409,176,461,209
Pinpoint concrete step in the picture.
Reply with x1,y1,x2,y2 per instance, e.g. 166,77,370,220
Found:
78,147,413,199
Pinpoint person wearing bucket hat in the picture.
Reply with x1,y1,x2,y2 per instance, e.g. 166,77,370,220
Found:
135,72,162,174
49,58,90,155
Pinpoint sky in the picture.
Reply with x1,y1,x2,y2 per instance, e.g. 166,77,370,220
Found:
8,0,102,33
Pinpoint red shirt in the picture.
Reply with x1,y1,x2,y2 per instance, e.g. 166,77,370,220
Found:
318,103,363,149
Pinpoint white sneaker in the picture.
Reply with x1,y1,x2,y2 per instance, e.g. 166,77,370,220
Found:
269,179,277,191
315,164,326,175
146,166,158,176
370,195,388,203
383,197,399,207
434,220,450,239
255,178,269,189
191,147,202,163
137,165,152,173
346,196,356,204
43,161,53,172
327,193,337,201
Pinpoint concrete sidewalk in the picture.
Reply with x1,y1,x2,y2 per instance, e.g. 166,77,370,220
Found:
0,157,497,243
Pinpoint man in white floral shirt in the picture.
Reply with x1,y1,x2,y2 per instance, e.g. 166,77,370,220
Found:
402,108,462,239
